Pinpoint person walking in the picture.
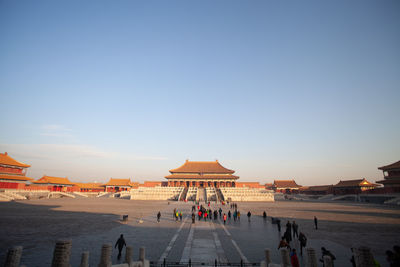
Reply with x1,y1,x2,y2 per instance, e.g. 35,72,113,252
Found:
284,228,292,244
247,211,251,222
285,221,292,242
179,211,183,221
157,211,161,223
223,213,227,225
115,234,126,260
298,232,307,256
219,208,222,218
228,210,231,219
314,216,318,230
292,221,298,238
237,211,241,221
233,210,237,221
192,212,195,224
175,211,179,221
263,211,267,220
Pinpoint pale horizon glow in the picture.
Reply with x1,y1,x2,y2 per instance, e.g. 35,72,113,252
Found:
0,1,399,185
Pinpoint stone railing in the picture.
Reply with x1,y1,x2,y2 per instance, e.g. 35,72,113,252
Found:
3,241,149,267
130,187,184,201
220,188,274,202
3,242,378,267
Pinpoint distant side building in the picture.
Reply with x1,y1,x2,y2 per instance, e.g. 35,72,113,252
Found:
33,176,77,192
376,160,400,188
272,180,301,193
299,185,333,195
0,152,34,190
75,183,104,192
103,178,133,192
265,183,273,190
333,178,379,195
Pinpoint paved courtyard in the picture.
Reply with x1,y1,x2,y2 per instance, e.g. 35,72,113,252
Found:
0,198,399,266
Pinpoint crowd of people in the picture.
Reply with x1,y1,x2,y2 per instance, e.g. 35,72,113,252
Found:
276,220,310,267
164,202,251,226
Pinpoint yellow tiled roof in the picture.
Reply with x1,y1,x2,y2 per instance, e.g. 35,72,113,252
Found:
103,178,132,186
0,174,33,181
0,152,30,168
378,160,400,171
75,183,104,189
33,176,75,185
273,180,300,188
170,160,235,174
165,174,239,179
334,178,378,188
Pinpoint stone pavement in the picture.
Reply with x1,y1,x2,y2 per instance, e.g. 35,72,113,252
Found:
2,200,385,267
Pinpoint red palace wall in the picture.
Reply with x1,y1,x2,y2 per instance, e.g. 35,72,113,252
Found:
106,187,130,192
80,188,105,192
24,184,50,191
0,182,80,192
0,181,25,189
363,187,400,194
0,166,23,174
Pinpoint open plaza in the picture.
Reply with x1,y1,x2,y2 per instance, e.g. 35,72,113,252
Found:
1,197,400,267
1,153,400,266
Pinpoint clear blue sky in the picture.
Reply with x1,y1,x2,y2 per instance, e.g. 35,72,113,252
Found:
1,0,399,185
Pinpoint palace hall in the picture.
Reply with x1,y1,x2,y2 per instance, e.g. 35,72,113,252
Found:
165,160,239,188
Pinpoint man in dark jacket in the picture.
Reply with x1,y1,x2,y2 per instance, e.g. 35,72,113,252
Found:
298,232,307,256
115,234,126,260
292,221,298,238
285,221,292,242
